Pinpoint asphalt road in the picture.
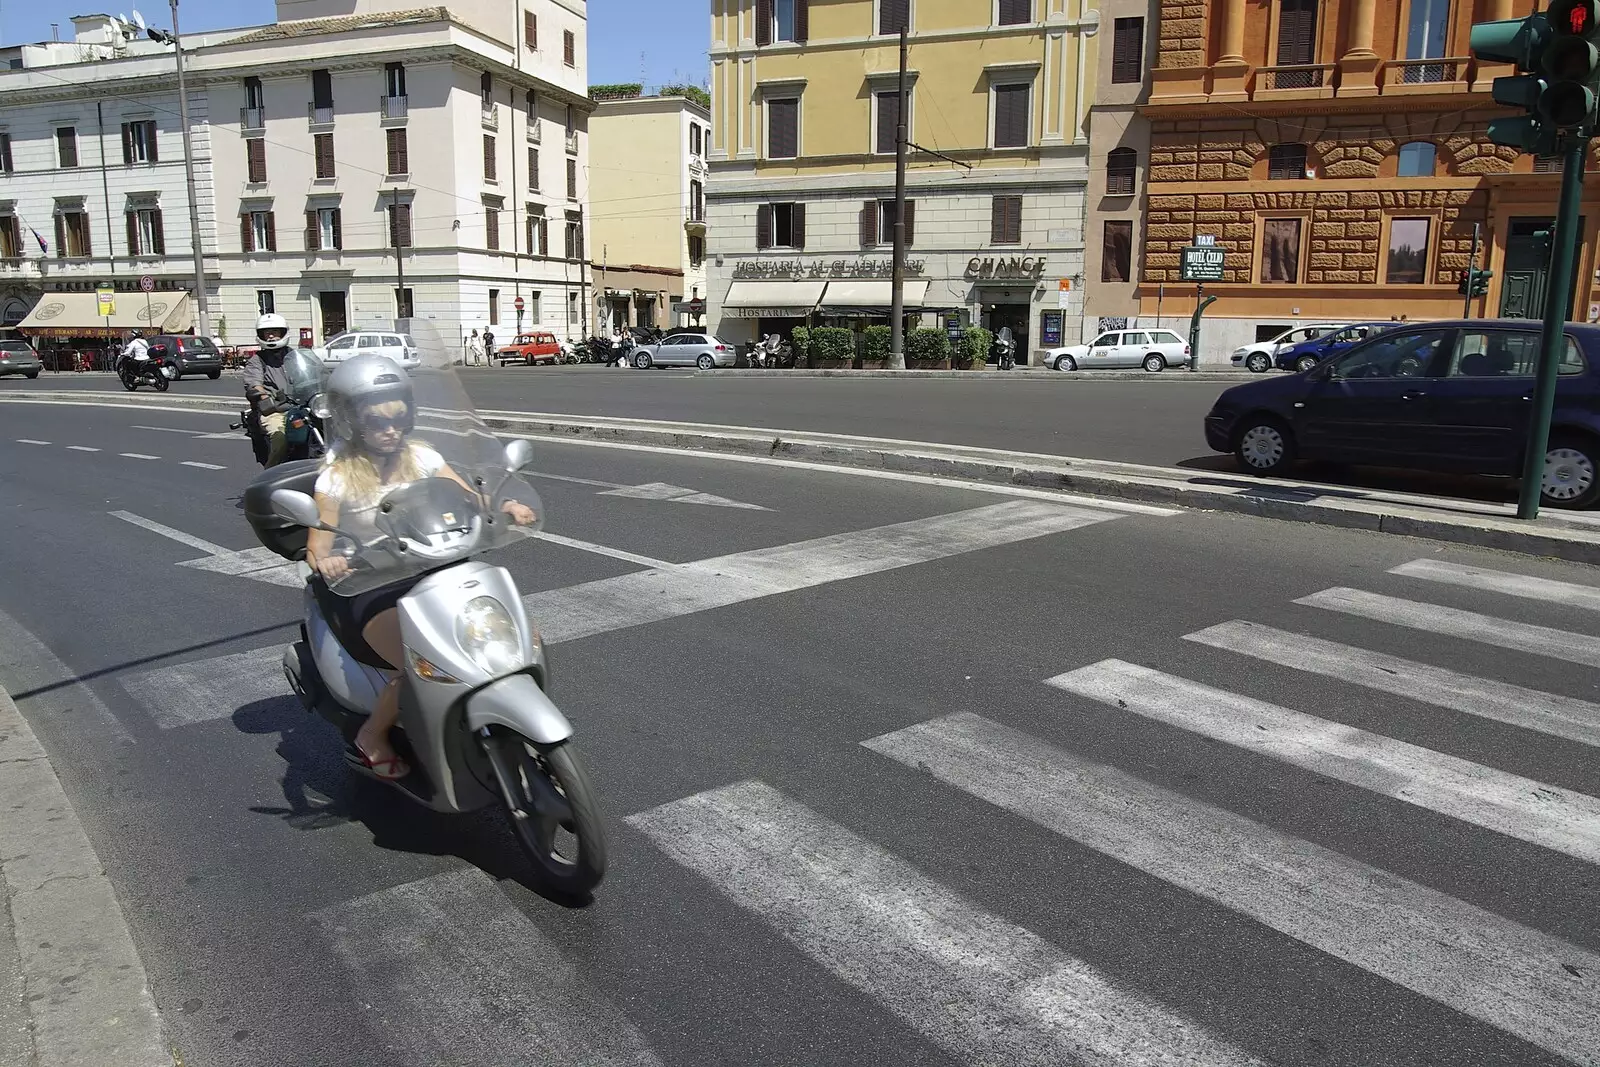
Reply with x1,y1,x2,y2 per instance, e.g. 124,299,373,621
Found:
2,398,1597,1066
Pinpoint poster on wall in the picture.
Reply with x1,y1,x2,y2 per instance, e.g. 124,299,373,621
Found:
1040,310,1064,348
944,311,962,342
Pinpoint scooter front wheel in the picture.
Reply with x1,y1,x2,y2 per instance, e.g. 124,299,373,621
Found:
484,730,607,897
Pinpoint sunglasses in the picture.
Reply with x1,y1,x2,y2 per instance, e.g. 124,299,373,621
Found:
361,414,407,432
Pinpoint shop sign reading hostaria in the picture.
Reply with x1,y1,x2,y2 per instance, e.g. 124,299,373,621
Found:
964,256,1048,280
732,257,927,280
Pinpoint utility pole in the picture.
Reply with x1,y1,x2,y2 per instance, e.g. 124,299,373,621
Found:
1462,222,1479,319
168,0,211,337
389,188,406,315
888,25,909,370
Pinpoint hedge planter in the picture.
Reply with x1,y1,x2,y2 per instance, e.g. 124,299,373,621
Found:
859,358,889,370
911,358,952,370
811,357,849,369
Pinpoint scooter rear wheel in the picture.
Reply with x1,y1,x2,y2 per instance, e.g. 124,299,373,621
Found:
151,368,170,392
485,730,607,897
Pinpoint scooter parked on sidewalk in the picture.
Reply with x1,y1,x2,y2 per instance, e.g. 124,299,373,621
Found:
991,327,1016,371
751,334,795,369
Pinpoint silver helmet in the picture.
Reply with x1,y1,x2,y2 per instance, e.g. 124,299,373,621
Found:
324,353,414,445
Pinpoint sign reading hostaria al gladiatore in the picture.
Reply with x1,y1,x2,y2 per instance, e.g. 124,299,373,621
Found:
732,257,927,279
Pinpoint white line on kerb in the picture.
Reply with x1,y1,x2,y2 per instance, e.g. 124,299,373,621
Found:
1390,558,1600,613
862,712,1600,1067
108,510,228,556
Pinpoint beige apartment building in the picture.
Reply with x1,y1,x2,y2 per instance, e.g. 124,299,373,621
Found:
588,91,712,333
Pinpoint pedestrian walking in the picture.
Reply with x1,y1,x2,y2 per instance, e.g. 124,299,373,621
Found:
466,328,485,367
482,328,495,366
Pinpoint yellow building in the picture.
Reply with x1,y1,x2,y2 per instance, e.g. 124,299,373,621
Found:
588,91,712,333
706,0,1102,360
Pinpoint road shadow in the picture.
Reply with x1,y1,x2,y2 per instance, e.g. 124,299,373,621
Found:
9,621,299,701
1171,454,1517,506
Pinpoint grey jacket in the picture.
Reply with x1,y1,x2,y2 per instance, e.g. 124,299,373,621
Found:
241,351,291,415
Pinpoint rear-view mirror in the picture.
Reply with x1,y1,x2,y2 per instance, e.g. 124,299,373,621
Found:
270,489,323,529
503,439,534,473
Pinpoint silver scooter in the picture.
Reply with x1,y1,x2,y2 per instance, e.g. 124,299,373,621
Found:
246,433,608,898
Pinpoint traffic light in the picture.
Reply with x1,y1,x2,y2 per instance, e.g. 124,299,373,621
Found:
1473,13,1554,151
1458,267,1494,297
1471,1,1600,153
1543,0,1600,126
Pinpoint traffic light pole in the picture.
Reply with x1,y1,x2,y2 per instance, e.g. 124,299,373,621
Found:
1516,131,1589,520
1462,222,1480,318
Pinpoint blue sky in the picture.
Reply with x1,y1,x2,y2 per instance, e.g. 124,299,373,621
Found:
5,1,709,88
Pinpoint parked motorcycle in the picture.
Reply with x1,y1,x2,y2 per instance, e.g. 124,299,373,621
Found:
751,334,795,369
119,351,172,392
242,333,607,896
991,327,1016,371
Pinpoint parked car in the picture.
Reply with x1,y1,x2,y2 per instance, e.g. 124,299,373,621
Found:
1230,323,1345,373
1204,319,1600,508
1046,328,1193,372
1271,322,1394,374
146,334,223,380
0,338,42,379
496,331,563,367
632,331,736,369
316,331,421,369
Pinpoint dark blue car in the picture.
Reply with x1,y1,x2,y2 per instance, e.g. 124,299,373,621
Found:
1273,321,1394,373
1204,319,1600,509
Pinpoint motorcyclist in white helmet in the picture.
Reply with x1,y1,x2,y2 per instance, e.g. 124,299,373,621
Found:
242,313,297,467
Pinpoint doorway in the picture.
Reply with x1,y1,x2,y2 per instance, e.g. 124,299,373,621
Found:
985,303,1030,364
318,290,348,338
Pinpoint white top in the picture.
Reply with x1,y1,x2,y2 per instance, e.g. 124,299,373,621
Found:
123,338,149,360
314,443,447,548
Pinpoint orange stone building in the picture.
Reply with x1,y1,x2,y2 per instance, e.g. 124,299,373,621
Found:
1136,0,1593,360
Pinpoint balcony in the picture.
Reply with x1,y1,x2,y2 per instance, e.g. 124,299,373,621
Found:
481,103,499,131
1384,57,1469,95
240,106,264,131
1252,64,1335,99
308,103,335,128
381,94,408,120
565,128,579,155
528,119,542,144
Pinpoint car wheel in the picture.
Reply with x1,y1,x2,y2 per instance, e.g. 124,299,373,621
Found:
1143,353,1166,373
25,370,39,379
1541,433,1600,509
1245,352,1272,374
1295,354,1319,374
208,370,221,380
1055,354,1077,372
696,354,715,370
1234,416,1297,476
633,352,653,370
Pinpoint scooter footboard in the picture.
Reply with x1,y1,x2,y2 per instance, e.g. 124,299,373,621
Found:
465,673,573,745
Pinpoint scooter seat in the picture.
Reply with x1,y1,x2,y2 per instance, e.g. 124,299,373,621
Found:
310,577,405,670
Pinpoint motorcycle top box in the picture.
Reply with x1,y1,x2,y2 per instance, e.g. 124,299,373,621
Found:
243,458,322,560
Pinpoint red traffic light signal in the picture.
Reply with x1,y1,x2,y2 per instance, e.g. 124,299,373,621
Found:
1549,0,1600,39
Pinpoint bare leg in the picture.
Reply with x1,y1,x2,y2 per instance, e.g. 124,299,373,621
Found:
354,608,407,772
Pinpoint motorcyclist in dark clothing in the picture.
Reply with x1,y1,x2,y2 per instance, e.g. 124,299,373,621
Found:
241,313,297,467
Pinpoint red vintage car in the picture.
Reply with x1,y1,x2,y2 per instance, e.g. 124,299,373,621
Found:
496,331,562,366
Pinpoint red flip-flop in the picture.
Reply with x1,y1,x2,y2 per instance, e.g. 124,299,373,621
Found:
351,741,410,781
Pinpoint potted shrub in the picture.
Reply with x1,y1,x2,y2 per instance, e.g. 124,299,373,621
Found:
809,326,855,369
860,324,891,369
790,325,810,369
956,326,992,370
906,326,952,369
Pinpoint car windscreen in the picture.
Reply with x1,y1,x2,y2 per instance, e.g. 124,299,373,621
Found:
185,337,218,353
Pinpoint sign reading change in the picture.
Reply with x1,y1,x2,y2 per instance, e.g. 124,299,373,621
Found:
1180,245,1226,282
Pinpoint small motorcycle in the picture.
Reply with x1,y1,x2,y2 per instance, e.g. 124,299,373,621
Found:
119,352,171,392
991,327,1016,371
751,334,795,369
233,397,325,467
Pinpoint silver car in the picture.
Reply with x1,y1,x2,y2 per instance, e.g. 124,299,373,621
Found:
632,331,736,369
0,339,42,379
316,330,422,370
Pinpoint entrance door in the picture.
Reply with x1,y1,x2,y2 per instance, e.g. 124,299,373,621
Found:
1499,218,1552,320
318,290,348,338
986,304,1029,364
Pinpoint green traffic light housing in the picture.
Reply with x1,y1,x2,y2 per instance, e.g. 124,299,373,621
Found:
1470,14,1550,68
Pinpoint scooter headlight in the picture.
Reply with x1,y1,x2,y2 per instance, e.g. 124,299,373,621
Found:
455,596,523,676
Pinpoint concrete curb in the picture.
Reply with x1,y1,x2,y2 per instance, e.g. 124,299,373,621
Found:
699,368,1250,381
0,684,169,1067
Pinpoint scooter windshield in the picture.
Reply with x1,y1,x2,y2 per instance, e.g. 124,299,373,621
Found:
318,319,543,596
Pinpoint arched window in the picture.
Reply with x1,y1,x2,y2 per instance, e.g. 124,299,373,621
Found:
1106,147,1137,196
1397,141,1436,177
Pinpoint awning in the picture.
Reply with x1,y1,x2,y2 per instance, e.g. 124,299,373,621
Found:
722,280,825,318
818,280,929,309
17,292,192,339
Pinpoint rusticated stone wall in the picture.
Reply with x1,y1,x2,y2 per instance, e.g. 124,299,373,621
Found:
1158,2,1209,69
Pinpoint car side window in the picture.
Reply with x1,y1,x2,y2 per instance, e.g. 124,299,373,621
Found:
1122,332,1148,346
357,335,381,348
383,335,403,347
1152,331,1183,345
328,336,355,350
1451,331,1586,377
1329,329,1452,380
1090,333,1116,347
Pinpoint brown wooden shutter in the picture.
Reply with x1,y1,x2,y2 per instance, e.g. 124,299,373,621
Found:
121,123,133,165
524,10,537,49
997,0,1030,25
540,217,549,255
314,133,334,178
1111,18,1144,83
880,0,909,34
484,134,497,180
392,203,412,248
247,138,266,183
567,157,577,198
991,197,1005,243
795,0,809,41
903,200,915,246
55,215,65,258
994,85,1029,148
240,213,252,253
756,0,773,45
563,30,575,65
387,129,408,175
146,121,159,163
756,203,773,249
151,209,164,254
126,212,139,256
876,91,899,154
265,211,277,252
331,209,341,249
861,200,879,246
305,210,319,251
1276,0,1317,66
80,215,89,257
1106,147,1136,195
57,128,77,168
767,98,798,158
791,203,805,248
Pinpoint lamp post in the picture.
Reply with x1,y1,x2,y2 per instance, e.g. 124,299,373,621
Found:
162,1,212,338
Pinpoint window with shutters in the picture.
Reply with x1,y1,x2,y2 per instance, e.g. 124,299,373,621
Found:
563,30,575,66
1261,218,1302,283
388,202,412,248
56,127,78,168
875,89,908,155
485,206,500,251
992,83,1030,148
244,76,265,111
480,71,493,108
689,235,704,266
0,216,19,258
256,289,275,315
122,120,158,165
690,180,704,222
565,219,584,260
1275,0,1318,87
879,0,909,34
524,10,538,50
568,291,579,325
306,207,340,251
1101,221,1132,282
242,210,275,254
127,207,164,257
386,128,409,176
1111,17,1144,83
767,97,799,159
246,138,267,183
527,210,548,256
529,147,540,190
690,124,703,157
566,157,577,199
0,134,12,174
396,287,414,318
313,133,335,179
384,62,406,99
990,195,1022,244
873,199,915,245
1267,143,1308,180
311,69,334,113
996,0,1031,26
1106,147,1137,195
757,202,804,249
56,210,91,257
489,289,500,325
484,134,498,182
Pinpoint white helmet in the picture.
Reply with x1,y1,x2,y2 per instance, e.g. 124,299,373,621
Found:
255,312,290,352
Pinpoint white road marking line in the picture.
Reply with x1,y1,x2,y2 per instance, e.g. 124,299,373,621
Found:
1048,659,1600,865
131,425,208,435
1300,586,1600,669
120,646,289,729
525,499,1115,643
179,460,227,470
65,445,100,452
177,548,308,588
315,867,665,1067
108,510,229,556
532,531,679,570
119,453,160,460
1186,620,1600,749
862,712,1600,1067
627,781,1263,1067
192,431,242,440
1391,558,1600,613
597,481,769,510
14,439,50,445
525,470,627,489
